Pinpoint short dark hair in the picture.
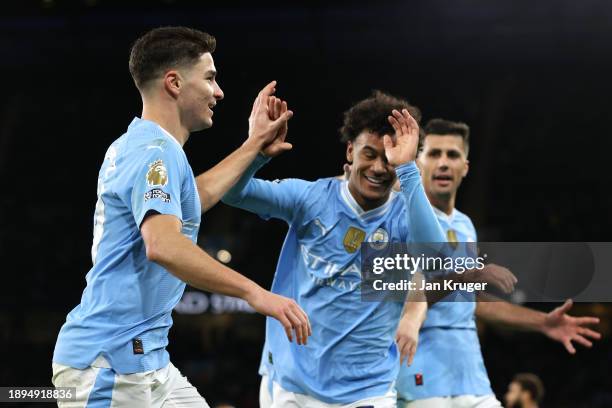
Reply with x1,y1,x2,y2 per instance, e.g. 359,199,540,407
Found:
339,90,421,143
129,26,216,90
513,373,545,403
422,118,470,154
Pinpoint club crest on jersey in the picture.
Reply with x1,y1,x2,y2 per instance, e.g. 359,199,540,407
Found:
368,227,389,250
343,226,366,253
146,159,168,187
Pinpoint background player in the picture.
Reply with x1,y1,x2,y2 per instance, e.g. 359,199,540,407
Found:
395,119,601,407
52,26,310,407
223,91,446,407
504,373,545,408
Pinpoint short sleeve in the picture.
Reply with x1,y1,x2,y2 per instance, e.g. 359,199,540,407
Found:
130,147,185,227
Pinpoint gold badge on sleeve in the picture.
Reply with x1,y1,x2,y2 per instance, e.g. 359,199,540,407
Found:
146,159,168,187
343,226,366,253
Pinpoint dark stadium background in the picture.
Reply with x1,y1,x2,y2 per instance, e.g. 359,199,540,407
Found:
1,1,611,407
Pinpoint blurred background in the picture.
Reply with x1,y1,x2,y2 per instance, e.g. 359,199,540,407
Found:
1,0,611,406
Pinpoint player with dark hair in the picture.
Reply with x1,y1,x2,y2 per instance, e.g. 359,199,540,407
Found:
394,118,601,408
52,26,310,407
223,90,445,407
504,373,545,408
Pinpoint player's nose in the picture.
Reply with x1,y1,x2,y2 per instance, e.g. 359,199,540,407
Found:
214,82,224,101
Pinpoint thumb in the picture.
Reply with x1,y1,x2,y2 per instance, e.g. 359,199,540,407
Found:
271,110,293,129
557,299,573,314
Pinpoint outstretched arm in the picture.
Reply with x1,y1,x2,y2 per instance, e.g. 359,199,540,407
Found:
195,81,293,212
141,213,311,344
476,294,601,354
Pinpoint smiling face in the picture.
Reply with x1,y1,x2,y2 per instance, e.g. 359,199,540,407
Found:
346,131,396,211
417,133,469,201
176,52,224,132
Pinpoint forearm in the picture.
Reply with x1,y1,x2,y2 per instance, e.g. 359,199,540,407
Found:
402,272,427,324
476,293,546,332
149,231,261,300
397,162,445,243
222,152,270,206
195,139,263,212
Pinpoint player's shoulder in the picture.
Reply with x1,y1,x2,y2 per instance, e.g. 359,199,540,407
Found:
453,208,474,224
453,208,478,236
122,119,184,162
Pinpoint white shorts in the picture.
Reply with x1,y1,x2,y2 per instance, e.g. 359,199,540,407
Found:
52,356,209,408
260,375,397,408
397,394,502,408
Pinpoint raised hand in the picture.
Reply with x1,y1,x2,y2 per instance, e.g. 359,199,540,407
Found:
261,96,293,157
542,299,601,354
248,81,293,150
383,109,420,167
245,286,312,345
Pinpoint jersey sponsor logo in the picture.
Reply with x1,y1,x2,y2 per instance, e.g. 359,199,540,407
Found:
144,188,171,203
146,159,168,187
368,227,389,250
343,226,366,253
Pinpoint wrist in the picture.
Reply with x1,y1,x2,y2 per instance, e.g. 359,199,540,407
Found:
242,137,265,154
242,280,264,304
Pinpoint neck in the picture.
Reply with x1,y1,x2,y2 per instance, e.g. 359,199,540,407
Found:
348,183,390,212
141,97,189,146
428,190,455,215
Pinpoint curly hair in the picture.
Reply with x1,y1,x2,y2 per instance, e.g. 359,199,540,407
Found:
129,26,216,90
339,90,421,143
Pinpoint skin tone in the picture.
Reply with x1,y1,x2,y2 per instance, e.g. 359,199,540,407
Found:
505,381,538,408
138,51,311,344
344,109,421,211
396,132,601,366
416,134,469,215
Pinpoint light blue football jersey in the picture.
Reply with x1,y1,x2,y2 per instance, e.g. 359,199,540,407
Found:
53,118,201,374
396,207,493,401
223,155,445,403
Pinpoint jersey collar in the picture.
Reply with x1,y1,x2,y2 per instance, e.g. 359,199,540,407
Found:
340,180,397,220
130,117,183,149
433,206,456,223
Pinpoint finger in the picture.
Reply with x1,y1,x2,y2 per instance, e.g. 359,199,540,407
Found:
402,109,418,135
285,309,304,345
270,110,294,130
388,115,402,135
579,327,602,339
563,338,576,354
573,334,593,348
291,303,311,343
407,344,416,366
396,109,410,135
294,304,311,339
277,314,293,343
575,316,600,325
275,97,282,121
267,96,276,120
558,299,573,314
391,109,409,136
259,80,277,98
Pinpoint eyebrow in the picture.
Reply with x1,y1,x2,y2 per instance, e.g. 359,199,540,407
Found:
205,70,217,77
